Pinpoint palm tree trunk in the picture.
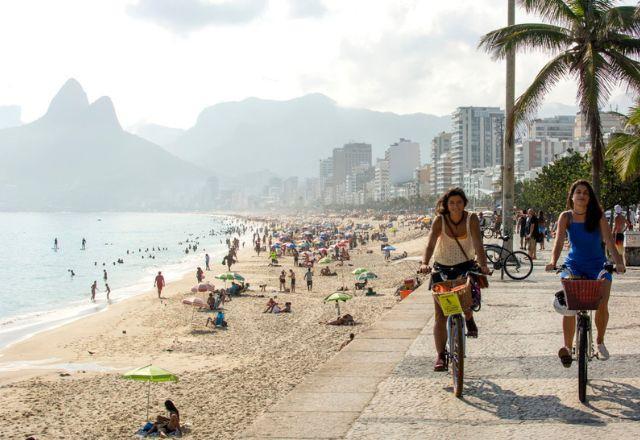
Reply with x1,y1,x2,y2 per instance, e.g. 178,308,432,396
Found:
502,0,516,252
589,111,603,199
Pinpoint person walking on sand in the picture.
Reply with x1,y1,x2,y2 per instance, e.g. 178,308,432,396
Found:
105,283,111,301
279,270,286,291
196,267,204,283
304,267,313,291
205,253,210,271
289,269,296,293
154,271,165,299
91,281,98,302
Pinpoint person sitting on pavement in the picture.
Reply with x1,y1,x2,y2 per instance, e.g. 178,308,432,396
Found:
419,187,490,372
545,180,625,366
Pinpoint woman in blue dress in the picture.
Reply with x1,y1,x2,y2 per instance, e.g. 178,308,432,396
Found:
546,180,625,366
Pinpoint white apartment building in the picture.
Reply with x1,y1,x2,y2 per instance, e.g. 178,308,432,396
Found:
373,159,390,202
434,152,453,194
451,107,505,187
431,132,452,195
528,115,575,141
385,138,421,185
574,111,626,139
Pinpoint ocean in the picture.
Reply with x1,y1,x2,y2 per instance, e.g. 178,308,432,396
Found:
0,212,243,348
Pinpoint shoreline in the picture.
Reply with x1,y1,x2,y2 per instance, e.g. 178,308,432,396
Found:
0,212,248,351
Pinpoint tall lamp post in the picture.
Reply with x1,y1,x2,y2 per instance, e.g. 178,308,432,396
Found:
502,0,516,251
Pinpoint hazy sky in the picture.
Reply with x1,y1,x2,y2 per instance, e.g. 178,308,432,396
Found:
0,0,635,128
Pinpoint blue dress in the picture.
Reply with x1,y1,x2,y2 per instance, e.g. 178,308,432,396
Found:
564,221,611,281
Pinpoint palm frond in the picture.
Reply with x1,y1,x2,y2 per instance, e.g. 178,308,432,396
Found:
604,35,640,58
607,132,640,181
518,0,577,25
509,52,573,139
602,49,640,93
627,105,640,127
478,23,572,59
604,6,640,36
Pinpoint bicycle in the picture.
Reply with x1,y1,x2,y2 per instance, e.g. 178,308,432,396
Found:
554,263,615,403
431,269,486,397
483,235,533,280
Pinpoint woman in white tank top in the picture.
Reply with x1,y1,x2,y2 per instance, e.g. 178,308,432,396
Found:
420,187,490,372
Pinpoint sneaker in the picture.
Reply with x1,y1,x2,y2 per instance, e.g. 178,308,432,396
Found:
434,353,447,372
558,347,572,368
597,343,610,361
466,318,478,338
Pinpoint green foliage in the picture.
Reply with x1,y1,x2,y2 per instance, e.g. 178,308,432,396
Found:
607,105,640,182
515,151,640,216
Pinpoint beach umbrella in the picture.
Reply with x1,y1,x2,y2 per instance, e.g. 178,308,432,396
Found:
352,267,369,275
382,245,396,251
215,272,244,281
191,282,214,293
123,365,178,421
324,292,352,316
356,272,378,281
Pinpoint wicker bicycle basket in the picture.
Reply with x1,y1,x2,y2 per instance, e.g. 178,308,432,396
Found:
561,279,606,310
432,278,472,312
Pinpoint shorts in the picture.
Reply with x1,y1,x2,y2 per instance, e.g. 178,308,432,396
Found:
615,232,624,246
561,262,612,282
429,260,477,289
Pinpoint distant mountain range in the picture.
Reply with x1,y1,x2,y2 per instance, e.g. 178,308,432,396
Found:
0,79,209,211
160,94,452,177
128,122,185,147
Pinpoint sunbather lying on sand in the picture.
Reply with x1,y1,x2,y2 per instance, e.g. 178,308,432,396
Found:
323,314,355,326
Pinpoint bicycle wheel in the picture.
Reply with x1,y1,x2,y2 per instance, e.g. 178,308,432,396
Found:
450,314,465,397
482,228,493,239
503,251,533,280
484,246,502,268
578,315,589,403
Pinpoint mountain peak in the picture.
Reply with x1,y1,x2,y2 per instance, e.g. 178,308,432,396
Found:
88,96,121,130
45,78,89,121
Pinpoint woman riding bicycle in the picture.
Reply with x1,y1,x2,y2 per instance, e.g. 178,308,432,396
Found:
420,187,490,371
545,180,625,366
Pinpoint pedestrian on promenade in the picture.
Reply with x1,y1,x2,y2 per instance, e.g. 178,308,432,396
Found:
538,211,547,251
154,271,165,299
546,180,625,366
517,210,527,249
525,209,539,260
419,187,491,372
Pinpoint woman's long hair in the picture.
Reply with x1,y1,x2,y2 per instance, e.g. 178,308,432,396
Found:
436,187,468,215
165,400,179,416
566,180,603,232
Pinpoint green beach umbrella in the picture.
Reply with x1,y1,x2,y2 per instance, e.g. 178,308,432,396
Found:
356,272,378,281
318,256,333,265
352,267,369,275
215,272,245,281
123,365,178,421
324,292,352,316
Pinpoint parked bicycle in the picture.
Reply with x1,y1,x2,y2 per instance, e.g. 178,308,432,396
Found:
431,269,487,397
553,263,615,403
483,235,533,280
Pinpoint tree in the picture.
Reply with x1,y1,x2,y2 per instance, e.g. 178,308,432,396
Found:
607,105,640,181
479,0,640,198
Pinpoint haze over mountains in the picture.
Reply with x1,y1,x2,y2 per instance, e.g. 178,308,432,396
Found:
163,94,452,177
0,105,21,129
0,79,208,211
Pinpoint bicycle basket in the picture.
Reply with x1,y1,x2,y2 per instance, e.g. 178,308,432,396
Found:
432,279,472,312
561,279,606,310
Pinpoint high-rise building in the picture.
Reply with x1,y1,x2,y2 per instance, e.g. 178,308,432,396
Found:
332,142,372,186
451,107,505,187
574,111,627,140
434,152,453,194
373,159,390,202
385,138,420,185
528,115,575,141
431,132,452,195
416,164,431,197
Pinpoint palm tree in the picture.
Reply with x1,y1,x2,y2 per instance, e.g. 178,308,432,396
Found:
479,0,640,197
607,105,640,180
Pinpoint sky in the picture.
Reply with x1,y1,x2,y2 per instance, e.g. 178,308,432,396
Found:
0,0,636,128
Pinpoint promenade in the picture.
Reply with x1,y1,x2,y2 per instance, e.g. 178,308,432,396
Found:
242,250,640,439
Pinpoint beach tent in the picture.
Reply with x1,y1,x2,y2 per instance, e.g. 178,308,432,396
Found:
123,365,178,421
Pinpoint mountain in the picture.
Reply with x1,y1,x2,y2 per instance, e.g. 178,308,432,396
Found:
0,105,21,129
167,94,452,176
128,122,185,147
0,79,210,211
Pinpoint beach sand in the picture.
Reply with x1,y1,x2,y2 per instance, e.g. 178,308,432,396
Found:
2,219,427,439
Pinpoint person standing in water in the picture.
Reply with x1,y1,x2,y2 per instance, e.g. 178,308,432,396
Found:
103,269,108,283
54,238,59,251
105,283,111,300
91,281,98,302
154,271,165,299
81,238,86,250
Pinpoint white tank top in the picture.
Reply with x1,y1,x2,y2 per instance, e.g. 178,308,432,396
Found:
433,214,476,266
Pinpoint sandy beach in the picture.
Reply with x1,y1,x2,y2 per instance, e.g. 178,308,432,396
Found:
2,216,428,439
